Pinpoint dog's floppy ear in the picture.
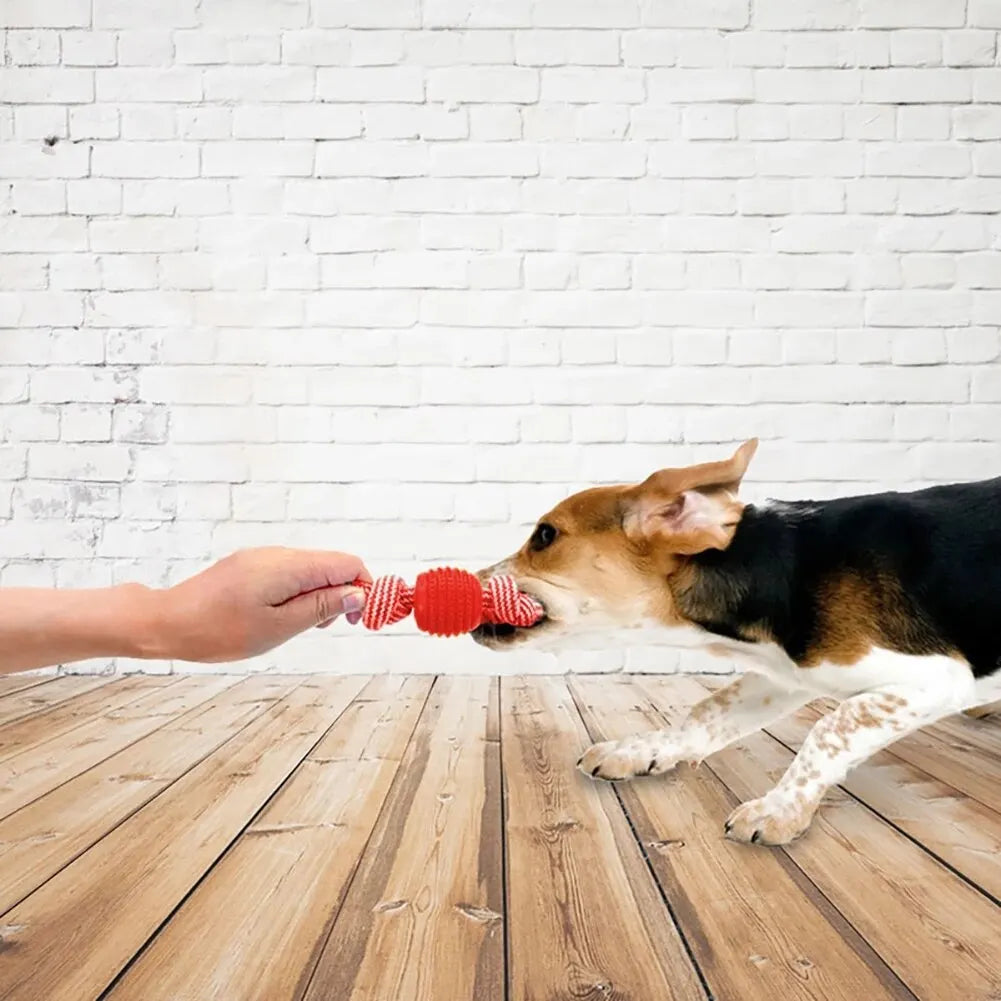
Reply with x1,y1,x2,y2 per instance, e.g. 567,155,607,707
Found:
624,439,757,555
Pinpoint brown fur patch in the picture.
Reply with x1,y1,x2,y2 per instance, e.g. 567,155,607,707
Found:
800,570,958,668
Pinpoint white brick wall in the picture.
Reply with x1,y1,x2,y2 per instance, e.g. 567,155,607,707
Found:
2,0,1000,676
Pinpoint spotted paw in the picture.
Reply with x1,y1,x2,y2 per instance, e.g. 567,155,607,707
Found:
724,795,813,846
576,739,677,782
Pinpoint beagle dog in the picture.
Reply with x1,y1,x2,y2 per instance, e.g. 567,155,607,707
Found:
476,440,1001,845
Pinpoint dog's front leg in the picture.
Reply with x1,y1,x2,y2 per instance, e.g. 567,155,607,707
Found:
725,666,973,846
578,673,811,782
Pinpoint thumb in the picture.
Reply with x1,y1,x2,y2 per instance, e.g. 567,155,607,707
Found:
281,584,366,631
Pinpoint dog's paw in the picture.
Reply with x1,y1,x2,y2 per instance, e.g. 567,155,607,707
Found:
576,739,676,782
724,794,813,846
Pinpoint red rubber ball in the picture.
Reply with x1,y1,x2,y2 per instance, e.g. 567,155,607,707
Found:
413,567,483,637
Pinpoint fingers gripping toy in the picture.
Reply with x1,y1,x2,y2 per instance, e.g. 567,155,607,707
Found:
353,568,544,637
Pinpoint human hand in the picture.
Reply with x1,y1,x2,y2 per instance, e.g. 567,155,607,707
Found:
154,547,370,663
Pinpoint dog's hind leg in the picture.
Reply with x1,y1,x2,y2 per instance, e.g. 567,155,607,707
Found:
724,652,975,846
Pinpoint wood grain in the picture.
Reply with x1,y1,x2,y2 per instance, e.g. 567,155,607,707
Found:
0,675,178,764
0,675,234,819
5,672,1001,1001
0,675,114,727
924,713,1001,756
0,674,58,698
0,674,286,915
302,675,505,1001
767,707,1001,902
671,680,1001,1001
0,676,366,1001
572,674,908,1001
502,675,707,1001
105,676,433,1001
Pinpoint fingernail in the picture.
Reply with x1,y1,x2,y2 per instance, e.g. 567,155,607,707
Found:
347,611,362,625
343,591,364,615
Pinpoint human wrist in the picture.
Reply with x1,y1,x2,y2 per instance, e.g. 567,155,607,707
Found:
114,583,175,661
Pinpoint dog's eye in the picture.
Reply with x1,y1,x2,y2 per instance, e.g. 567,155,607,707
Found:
529,522,558,552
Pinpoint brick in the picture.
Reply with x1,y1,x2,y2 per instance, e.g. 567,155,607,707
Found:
30,443,131,480
86,292,192,327
112,405,168,444
429,144,538,178
889,30,943,67
316,0,420,28
317,66,424,102
648,68,753,102
201,141,314,177
0,68,93,103
68,105,119,140
315,140,428,177
203,66,314,100
753,0,856,29
0,217,86,252
540,68,645,103
755,365,968,403
970,0,1001,25
1,0,90,27
60,404,113,442
91,142,199,178
861,0,965,27
61,31,118,66
889,330,948,365
862,69,971,103
95,68,200,102
90,218,197,252
755,69,860,103
515,30,620,65
642,0,748,27
6,30,60,65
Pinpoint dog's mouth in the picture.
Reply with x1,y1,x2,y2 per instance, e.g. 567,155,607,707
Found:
470,596,551,648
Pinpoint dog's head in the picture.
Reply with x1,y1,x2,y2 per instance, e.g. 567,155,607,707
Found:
473,439,757,650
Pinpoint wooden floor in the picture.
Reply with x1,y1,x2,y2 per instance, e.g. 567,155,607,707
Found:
2,674,1001,1001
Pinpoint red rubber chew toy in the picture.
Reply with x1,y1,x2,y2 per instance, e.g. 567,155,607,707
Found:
353,568,544,637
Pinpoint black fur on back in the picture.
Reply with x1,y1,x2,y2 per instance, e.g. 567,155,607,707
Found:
676,477,1001,678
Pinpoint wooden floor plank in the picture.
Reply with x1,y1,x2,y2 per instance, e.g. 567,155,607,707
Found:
105,676,433,1001
0,674,59,698
840,713,1001,817
301,676,505,1001
0,675,115,727
661,679,1001,1001
924,713,1001,757
0,675,289,915
502,676,707,1001
767,708,1001,903
0,675,179,764
571,675,910,1001
0,676,366,1001
0,675,236,819
6,672,1001,1001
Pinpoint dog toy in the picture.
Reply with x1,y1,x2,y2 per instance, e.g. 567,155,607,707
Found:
352,568,544,637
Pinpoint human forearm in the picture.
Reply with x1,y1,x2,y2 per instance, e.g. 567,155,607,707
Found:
0,584,166,675
0,548,369,675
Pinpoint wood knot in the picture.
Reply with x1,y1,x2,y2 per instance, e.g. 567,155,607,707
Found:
0,924,27,953
571,980,613,998
647,838,685,851
542,819,581,835
454,903,501,924
373,899,408,913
